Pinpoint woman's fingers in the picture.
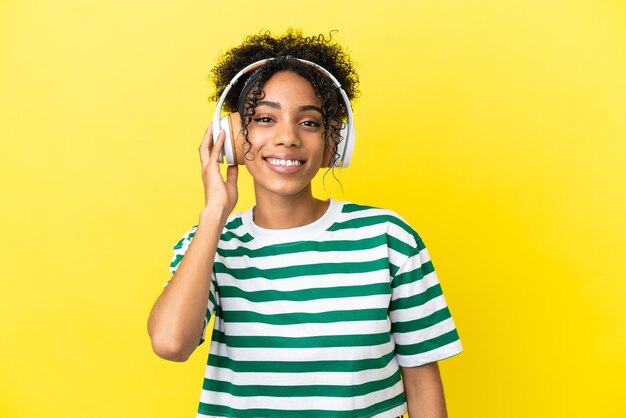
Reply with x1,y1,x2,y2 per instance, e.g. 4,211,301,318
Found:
225,164,238,188
199,125,227,168
199,124,213,168
210,129,226,164
197,125,238,211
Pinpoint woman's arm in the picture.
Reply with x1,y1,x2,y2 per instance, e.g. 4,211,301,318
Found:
401,362,448,418
147,127,238,362
147,209,227,361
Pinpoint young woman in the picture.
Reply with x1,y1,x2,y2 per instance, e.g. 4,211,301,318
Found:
148,30,462,418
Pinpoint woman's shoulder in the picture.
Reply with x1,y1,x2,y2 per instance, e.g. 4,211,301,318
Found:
333,200,423,245
339,200,401,217
170,210,248,248
336,200,413,225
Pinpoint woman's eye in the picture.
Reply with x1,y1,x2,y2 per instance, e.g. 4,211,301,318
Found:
301,120,322,128
253,117,273,123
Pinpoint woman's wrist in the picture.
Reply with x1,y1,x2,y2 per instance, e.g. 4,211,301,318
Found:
199,204,230,228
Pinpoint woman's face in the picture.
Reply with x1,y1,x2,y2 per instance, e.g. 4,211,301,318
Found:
243,70,326,200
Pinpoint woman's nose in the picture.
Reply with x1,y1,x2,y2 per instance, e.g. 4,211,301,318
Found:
273,121,300,147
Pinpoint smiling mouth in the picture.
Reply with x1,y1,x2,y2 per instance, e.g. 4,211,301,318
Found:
264,157,304,167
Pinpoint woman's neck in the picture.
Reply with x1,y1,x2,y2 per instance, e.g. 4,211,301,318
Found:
252,188,329,230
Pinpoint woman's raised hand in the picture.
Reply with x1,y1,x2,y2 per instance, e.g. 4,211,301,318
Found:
198,125,239,219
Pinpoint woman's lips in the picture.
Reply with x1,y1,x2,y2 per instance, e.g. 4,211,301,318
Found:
263,156,306,174
265,157,302,167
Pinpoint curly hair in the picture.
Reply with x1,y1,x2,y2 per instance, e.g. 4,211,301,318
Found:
208,29,359,166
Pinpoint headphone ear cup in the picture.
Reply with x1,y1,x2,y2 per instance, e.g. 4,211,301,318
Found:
219,115,235,165
222,113,246,165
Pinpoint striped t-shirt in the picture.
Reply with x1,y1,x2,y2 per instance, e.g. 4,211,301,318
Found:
169,199,462,418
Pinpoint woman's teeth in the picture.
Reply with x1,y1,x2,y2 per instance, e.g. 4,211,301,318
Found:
266,158,302,167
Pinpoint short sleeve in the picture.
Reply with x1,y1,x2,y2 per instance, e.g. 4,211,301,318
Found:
389,239,463,367
166,226,218,345
169,226,198,276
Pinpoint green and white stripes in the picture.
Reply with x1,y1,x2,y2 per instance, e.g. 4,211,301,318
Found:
169,199,462,417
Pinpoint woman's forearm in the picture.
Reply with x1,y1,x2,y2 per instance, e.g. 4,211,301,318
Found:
401,362,448,418
147,206,228,361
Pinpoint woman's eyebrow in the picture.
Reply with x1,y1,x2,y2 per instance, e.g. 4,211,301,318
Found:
256,102,322,114
256,101,280,109
299,105,322,113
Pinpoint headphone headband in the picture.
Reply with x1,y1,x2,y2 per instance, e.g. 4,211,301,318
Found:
212,57,355,167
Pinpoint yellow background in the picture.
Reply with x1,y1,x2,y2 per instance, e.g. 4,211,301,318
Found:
1,0,625,416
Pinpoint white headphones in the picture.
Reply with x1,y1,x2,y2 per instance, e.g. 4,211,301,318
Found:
212,57,356,167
